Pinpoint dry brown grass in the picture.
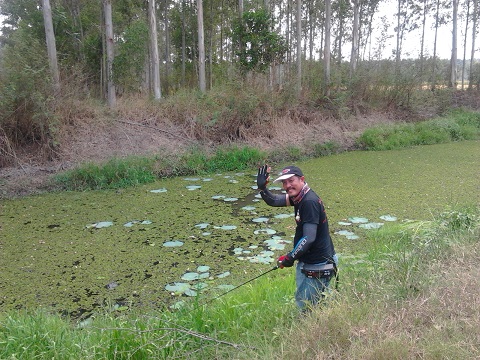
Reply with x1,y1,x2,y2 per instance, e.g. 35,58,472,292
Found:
0,94,403,198
275,240,480,360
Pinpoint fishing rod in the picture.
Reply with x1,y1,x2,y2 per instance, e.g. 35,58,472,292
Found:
206,265,279,304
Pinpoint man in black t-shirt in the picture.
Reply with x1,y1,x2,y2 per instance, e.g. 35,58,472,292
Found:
257,165,337,310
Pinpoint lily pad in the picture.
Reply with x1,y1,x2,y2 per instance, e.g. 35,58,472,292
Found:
380,215,398,221
359,222,384,229
124,220,152,227
181,272,200,281
264,241,287,250
195,223,210,229
163,240,184,247
223,197,238,202
165,282,190,293
212,195,225,200
335,230,356,236
252,217,269,223
346,234,360,240
197,265,210,272
183,177,200,181
192,282,208,290
338,221,352,226
186,185,201,191
184,288,197,297
217,271,231,278
233,247,243,254
150,188,167,193
87,221,113,229
248,255,274,264
274,213,293,219
348,217,369,224
254,228,276,235
214,225,237,230
242,206,256,211
260,250,275,257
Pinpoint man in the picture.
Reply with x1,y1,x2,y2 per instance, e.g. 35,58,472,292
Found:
257,165,338,310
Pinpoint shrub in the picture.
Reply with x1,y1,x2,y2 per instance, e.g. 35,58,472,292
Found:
356,110,480,150
55,156,156,190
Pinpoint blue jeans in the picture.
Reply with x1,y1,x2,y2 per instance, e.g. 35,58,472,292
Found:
295,255,338,310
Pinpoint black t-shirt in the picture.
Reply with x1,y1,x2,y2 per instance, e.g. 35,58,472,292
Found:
291,189,335,264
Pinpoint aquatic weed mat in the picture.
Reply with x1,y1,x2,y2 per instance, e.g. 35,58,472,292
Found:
1,141,478,318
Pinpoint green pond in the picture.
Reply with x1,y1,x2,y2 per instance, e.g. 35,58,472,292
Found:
1,141,478,318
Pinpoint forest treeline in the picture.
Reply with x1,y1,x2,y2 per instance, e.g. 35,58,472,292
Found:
0,0,479,166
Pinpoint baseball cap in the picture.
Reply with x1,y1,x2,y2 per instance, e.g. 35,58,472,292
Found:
273,166,304,182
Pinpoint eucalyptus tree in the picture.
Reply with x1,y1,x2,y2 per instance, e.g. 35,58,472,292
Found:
461,0,471,89
431,0,450,89
103,0,116,107
331,0,350,65
350,0,360,77
395,0,422,70
170,0,197,87
419,0,435,75
324,0,331,96
42,0,60,93
450,0,459,88
359,0,382,61
296,0,302,94
148,0,161,99
468,0,477,90
197,0,206,92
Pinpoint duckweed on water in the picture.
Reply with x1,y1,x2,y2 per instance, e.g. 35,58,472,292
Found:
1,141,478,318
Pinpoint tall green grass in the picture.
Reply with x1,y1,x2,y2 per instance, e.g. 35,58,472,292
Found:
54,146,265,191
54,156,157,191
1,206,478,359
356,109,480,150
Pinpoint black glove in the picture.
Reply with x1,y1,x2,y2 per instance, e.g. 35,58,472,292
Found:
257,165,270,191
277,254,294,268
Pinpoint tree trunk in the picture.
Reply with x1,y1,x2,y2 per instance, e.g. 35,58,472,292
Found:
148,0,161,100
103,0,116,107
468,0,478,90
324,0,331,97
181,0,186,86
450,0,459,88
395,0,402,72
350,0,360,78
165,3,171,95
197,0,206,92
420,0,428,76
296,0,302,95
42,0,60,93
431,0,440,90
461,0,470,90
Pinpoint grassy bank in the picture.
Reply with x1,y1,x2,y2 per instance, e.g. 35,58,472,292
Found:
52,108,480,191
1,206,478,359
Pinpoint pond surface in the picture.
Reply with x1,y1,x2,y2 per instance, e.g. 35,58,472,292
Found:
1,141,478,318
